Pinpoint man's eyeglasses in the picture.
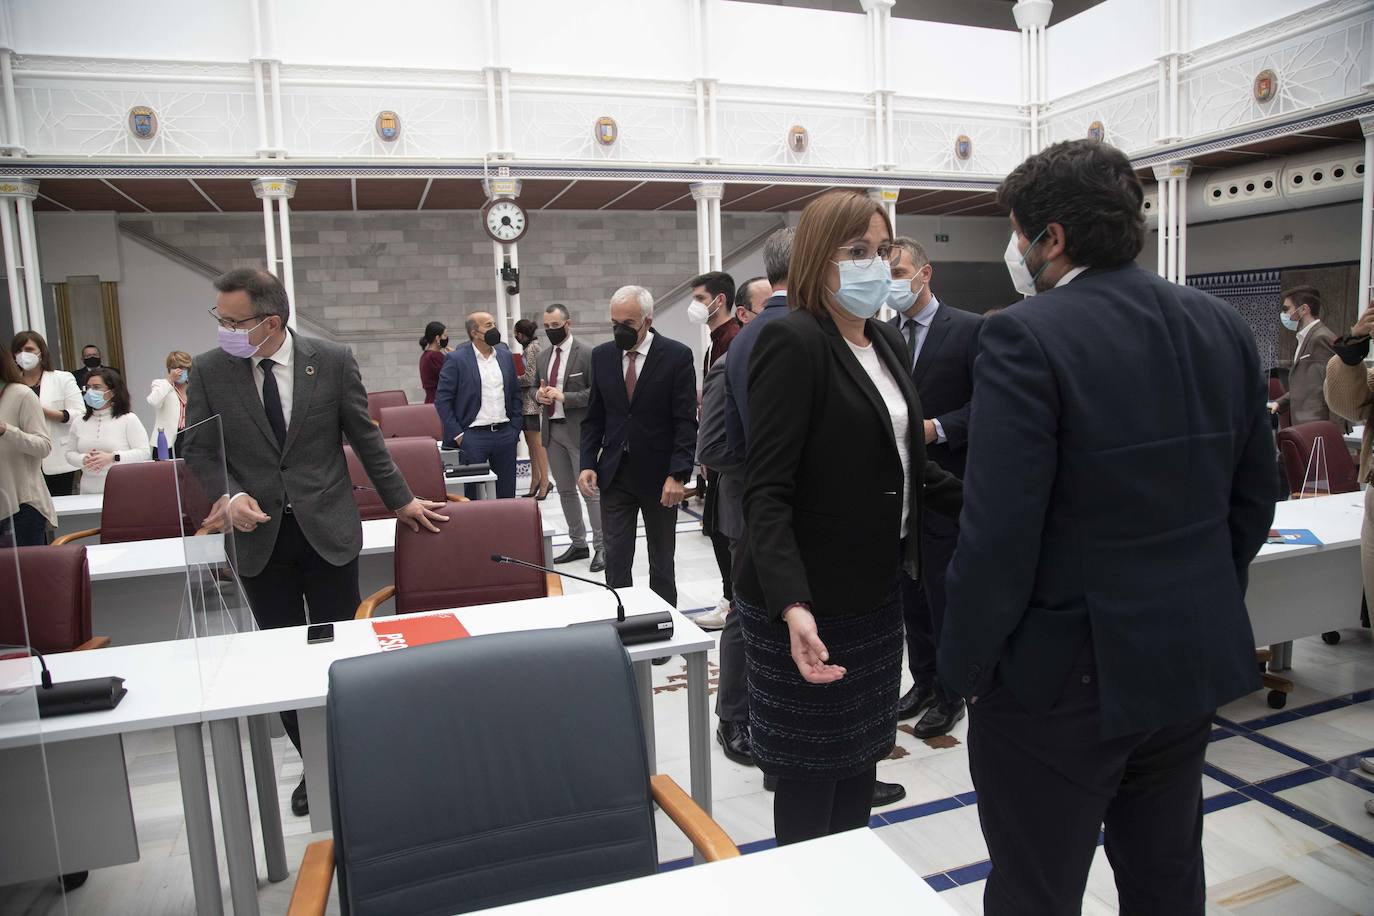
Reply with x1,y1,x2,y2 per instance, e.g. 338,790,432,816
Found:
835,243,893,269
208,308,266,330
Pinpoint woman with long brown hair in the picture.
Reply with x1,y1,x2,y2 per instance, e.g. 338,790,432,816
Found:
733,191,962,844
0,346,55,546
10,330,83,495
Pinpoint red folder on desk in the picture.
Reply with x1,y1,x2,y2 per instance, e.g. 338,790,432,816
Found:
372,613,470,651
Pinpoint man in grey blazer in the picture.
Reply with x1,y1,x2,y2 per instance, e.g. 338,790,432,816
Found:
1275,286,1345,429
535,303,604,572
185,268,445,817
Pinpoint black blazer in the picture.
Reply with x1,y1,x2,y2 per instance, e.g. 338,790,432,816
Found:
889,302,981,479
939,263,1276,739
735,309,962,621
580,330,698,502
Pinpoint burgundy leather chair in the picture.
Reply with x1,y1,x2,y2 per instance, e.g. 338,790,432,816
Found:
379,404,443,441
344,436,461,522
357,498,561,618
53,459,194,545
0,545,107,653
1268,378,1290,429
366,390,408,424
1276,420,1358,498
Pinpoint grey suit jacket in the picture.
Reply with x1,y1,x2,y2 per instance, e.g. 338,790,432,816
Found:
1281,321,1344,428
534,336,593,439
183,331,413,577
696,355,743,541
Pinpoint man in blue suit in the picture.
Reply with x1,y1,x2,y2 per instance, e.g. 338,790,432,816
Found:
435,311,522,498
940,141,1275,914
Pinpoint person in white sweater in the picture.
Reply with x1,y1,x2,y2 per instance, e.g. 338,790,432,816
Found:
65,367,149,495
10,330,83,496
0,348,55,546
146,349,192,457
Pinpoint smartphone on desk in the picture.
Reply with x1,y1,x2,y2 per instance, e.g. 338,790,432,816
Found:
307,623,335,644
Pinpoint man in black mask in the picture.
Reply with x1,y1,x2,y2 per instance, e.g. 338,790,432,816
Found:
73,343,106,391
435,310,522,498
579,285,697,613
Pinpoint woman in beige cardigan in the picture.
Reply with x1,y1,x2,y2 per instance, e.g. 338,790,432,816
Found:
0,347,55,546
1323,303,1374,602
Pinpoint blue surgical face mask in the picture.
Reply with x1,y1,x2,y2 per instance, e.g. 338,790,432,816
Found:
176,369,189,384
84,388,109,409
1280,312,1299,332
831,257,892,320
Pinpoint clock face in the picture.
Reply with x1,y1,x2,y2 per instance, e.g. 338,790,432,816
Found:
483,198,527,243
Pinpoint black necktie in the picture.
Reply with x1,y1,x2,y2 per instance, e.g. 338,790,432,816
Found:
904,319,919,369
259,358,287,447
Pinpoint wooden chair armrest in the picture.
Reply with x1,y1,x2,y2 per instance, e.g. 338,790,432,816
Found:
545,572,563,597
355,585,397,620
650,774,739,862
194,525,221,536
52,527,100,546
286,839,335,916
447,493,469,502
75,636,111,651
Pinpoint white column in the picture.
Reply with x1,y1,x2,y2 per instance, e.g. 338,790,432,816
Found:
268,60,286,154
1359,118,1374,310
15,194,41,334
868,187,899,321
690,182,723,358
1152,164,1172,279
1151,162,1191,284
252,178,297,327
1013,1,1053,153
507,242,521,326
491,241,506,332
0,196,24,331
0,49,21,153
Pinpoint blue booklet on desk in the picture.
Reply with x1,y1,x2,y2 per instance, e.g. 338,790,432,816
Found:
1267,529,1322,546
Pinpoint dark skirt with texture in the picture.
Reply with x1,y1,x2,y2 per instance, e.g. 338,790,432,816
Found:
735,576,904,781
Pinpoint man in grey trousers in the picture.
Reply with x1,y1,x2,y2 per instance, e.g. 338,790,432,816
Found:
535,303,605,572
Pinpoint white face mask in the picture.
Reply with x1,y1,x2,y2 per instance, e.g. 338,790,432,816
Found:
687,296,720,325
1004,231,1046,297
15,351,40,371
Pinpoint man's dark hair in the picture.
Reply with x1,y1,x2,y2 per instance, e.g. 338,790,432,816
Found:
997,140,1145,269
763,227,793,286
213,268,291,325
1282,285,1322,318
688,271,735,307
735,277,769,308
544,303,570,321
890,236,930,271
81,343,101,356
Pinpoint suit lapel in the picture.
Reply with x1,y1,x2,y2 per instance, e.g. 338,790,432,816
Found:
282,333,317,456
233,355,281,453
912,308,953,384
823,319,897,453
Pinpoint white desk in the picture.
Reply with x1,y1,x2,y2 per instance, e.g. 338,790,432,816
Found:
1344,424,1364,451
192,587,713,914
0,642,230,915
482,829,955,915
82,518,558,645
1250,492,1364,668
51,493,102,539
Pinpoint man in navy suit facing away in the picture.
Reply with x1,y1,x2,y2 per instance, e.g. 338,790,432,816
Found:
941,140,1275,914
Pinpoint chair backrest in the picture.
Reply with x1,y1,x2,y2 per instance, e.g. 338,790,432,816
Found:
366,390,408,424
379,404,443,441
100,459,193,543
1276,420,1359,495
1268,378,1291,429
394,498,549,614
344,437,448,522
326,626,655,916
0,546,92,654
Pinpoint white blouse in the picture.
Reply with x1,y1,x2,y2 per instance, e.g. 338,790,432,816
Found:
147,377,187,440
845,336,912,539
64,410,150,494
34,369,84,475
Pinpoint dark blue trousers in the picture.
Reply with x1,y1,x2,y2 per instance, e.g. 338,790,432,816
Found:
460,424,519,498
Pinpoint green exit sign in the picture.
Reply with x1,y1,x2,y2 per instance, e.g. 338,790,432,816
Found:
934,233,950,243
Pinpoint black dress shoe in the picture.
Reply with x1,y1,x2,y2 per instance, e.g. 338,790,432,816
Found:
716,720,754,766
589,549,605,573
553,545,590,564
872,780,906,808
897,683,938,721
291,777,309,817
763,773,777,792
913,700,966,739
652,656,670,665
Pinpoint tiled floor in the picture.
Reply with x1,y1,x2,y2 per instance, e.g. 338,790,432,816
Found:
13,490,1374,915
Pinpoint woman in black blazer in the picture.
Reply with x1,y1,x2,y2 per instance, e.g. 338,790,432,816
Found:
734,191,963,845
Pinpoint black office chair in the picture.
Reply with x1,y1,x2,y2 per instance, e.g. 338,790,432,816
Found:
287,626,737,916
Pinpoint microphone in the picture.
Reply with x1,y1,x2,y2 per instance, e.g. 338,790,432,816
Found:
489,554,674,646
1,645,127,718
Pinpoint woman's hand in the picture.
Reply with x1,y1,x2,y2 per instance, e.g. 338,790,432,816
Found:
1352,301,1374,338
783,604,845,684
84,450,114,472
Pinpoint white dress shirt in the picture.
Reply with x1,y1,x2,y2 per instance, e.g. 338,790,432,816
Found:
1295,318,1324,357
898,298,947,445
547,339,570,420
621,327,654,380
1056,266,1089,288
471,346,508,426
250,331,295,431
